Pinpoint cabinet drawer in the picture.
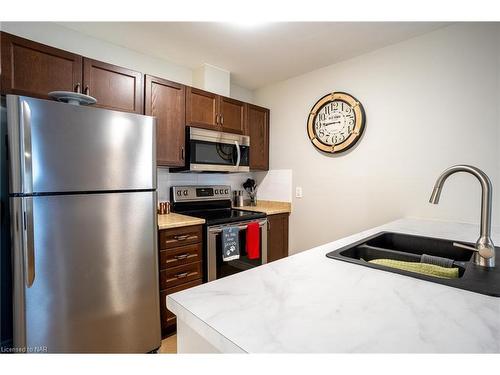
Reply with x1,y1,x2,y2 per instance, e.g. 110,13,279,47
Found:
159,225,202,250
160,279,203,329
159,243,202,270
160,262,202,289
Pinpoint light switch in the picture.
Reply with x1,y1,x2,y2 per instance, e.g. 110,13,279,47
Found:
295,186,303,198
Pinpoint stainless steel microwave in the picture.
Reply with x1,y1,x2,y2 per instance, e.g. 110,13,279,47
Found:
172,127,250,173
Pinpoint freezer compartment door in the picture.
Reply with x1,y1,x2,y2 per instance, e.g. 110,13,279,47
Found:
7,95,155,194
18,192,160,353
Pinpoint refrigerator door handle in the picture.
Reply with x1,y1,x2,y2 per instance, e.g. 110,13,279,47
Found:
24,197,35,287
21,99,33,194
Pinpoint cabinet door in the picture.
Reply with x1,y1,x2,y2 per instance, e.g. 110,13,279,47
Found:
268,213,289,262
0,32,82,99
247,104,270,170
219,96,245,134
145,75,186,166
185,87,219,130
83,58,143,114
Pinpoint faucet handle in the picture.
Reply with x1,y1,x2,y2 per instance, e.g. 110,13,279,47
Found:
453,242,495,259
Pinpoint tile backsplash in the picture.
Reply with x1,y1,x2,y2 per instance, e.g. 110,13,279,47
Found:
157,168,257,201
254,169,292,202
157,168,293,203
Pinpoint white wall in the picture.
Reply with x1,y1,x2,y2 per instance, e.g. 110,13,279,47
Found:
254,23,500,254
230,83,254,103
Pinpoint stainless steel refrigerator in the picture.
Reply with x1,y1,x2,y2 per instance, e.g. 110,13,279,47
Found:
5,95,161,353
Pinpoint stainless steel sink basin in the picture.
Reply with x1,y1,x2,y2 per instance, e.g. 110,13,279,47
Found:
326,232,500,297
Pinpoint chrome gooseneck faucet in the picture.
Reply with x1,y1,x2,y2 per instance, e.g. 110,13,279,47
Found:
429,165,495,268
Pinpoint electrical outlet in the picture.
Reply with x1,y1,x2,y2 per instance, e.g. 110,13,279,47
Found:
295,186,303,198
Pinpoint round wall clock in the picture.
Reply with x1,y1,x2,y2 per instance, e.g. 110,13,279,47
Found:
307,92,366,154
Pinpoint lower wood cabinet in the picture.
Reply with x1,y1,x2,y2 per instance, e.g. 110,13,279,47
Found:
160,279,203,330
160,261,202,290
267,213,290,262
159,225,202,249
158,224,203,335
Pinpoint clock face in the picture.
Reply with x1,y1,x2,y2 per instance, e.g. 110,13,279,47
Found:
314,100,355,146
307,92,365,154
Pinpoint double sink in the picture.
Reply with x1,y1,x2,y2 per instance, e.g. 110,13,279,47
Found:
326,232,500,297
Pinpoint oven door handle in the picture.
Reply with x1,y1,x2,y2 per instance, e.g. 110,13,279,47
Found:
234,140,241,169
207,219,268,282
208,219,268,234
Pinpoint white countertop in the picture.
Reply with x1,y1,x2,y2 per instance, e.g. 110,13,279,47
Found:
167,218,500,353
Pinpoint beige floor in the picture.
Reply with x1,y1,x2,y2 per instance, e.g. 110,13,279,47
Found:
159,334,177,353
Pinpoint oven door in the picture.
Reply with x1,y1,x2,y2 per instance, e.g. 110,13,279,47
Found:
188,127,250,172
207,219,268,281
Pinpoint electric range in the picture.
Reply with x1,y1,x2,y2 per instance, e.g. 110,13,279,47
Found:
170,185,266,225
170,185,268,281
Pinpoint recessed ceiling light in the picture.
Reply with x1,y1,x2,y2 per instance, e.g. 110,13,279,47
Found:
226,21,268,29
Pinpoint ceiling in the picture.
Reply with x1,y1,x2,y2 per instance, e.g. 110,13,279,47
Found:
59,22,449,90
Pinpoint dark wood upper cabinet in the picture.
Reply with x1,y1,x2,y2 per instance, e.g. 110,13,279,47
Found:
0,32,82,99
0,32,143,114
246,104,270,171
145,75,186,167
0,33,271,165
185,87,218,129
185,88,247,135
83,58,143,114
219,96,245,134
267,213,289,263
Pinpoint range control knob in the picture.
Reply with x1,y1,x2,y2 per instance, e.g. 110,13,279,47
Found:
224,189,229,194
176,190,182,196
214,189,219,194
183,190,188,196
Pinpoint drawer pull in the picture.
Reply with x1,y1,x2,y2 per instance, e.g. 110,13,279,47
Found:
173,235,190,241
176,272,189,279
174,253,189,260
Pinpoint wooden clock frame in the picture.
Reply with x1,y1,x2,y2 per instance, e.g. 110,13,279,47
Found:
307,91,366,154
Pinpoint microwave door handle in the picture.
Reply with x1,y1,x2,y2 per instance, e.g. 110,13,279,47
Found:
234,140,241,168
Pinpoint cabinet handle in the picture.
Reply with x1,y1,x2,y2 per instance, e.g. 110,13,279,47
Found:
75,83,81,93
220,115,224,125
174,253,189,260
175,272,189,279
215,114,219,125
181,147,185,160
84,86,90,96
173,235,189,241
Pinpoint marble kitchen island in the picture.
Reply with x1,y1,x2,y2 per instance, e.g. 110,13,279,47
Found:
166,218,500,353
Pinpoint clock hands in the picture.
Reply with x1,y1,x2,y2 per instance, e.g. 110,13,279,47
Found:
322,121,341,126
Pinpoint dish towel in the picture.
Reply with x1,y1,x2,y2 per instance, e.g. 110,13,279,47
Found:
246,222,260,260
368,259,459,279
222,226,240,262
